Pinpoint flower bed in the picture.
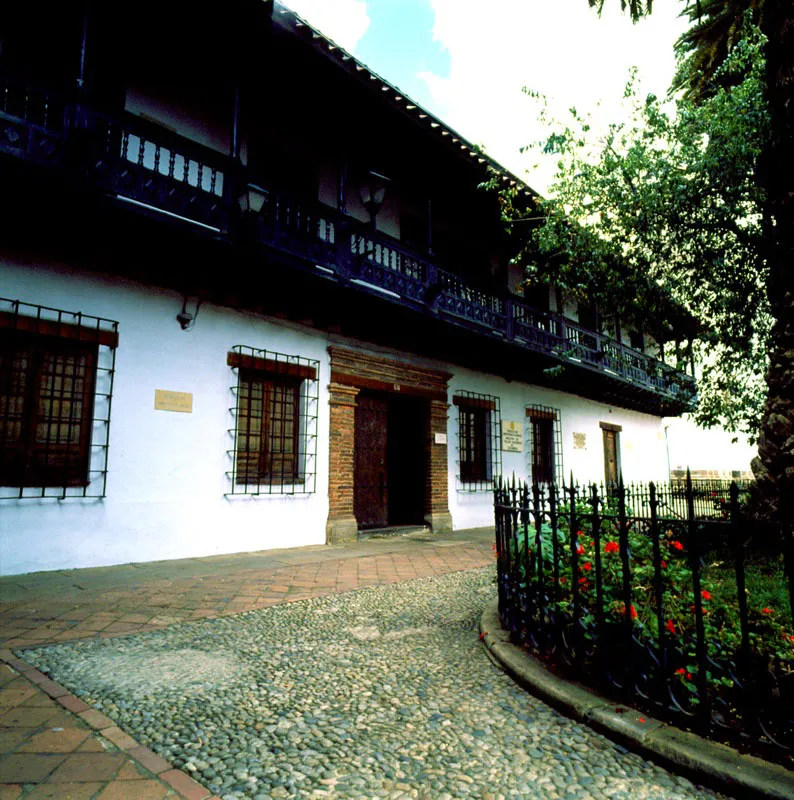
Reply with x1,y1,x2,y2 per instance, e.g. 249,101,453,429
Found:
494,478,794,764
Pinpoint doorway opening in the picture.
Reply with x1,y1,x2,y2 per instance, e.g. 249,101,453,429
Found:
354,391,427,530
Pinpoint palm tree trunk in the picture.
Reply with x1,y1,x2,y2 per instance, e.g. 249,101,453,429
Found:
752,2,794,613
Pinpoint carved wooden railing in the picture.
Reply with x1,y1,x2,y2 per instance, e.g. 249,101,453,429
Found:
0,74,65,164
348,228,430,304
250,187,693,400
78,108,231,231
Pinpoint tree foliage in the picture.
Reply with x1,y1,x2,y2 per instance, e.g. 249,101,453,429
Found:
587,0,655,23
672,0,765,103
496,25,770,438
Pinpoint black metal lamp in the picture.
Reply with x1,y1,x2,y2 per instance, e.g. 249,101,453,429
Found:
238,183,268,214
176,295,202,331
359,170,390,225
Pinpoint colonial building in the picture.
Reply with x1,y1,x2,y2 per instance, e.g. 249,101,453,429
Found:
0,0,695,575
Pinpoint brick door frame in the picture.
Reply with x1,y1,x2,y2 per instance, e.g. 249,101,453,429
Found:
326,347,453,543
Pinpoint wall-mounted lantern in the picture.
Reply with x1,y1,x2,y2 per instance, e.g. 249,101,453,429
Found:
359,170,391,226
238,183,268,215
176,295,203,331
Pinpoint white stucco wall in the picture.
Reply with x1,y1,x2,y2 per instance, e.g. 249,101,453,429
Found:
445,366,668,530
1,257,331,576
125,86,232,156
664,416,755,477
2,258,670,574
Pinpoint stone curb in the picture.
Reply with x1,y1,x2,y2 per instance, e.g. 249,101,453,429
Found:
0,648,221,800
480,601,794,800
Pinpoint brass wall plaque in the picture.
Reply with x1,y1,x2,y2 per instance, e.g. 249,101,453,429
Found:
154,389,193,413
502,420,523,453
573,432,587,450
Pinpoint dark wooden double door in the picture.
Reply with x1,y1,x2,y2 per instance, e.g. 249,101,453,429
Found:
354,392,426,530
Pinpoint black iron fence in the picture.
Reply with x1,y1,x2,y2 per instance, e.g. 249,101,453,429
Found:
494,474,794,762
664,478,752,521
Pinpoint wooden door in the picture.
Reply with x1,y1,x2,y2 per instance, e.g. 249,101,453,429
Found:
603,429,619,485
354,394,389,529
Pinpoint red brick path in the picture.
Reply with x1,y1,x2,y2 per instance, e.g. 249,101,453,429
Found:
0,528,494,799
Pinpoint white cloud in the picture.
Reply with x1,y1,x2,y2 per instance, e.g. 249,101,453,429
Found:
422,0,689,193
282,0,371,53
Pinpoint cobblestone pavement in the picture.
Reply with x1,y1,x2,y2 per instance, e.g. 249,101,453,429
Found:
21,568,731,800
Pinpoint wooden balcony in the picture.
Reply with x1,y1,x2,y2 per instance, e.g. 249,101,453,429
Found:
0,75,65,165
78,107,232,232
248,188,694,405
0,85,696,408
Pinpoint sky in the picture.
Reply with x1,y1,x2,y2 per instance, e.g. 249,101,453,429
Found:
283,0,690,193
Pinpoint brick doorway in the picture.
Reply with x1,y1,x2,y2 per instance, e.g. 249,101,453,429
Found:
354,391,426,530
326,347,452,544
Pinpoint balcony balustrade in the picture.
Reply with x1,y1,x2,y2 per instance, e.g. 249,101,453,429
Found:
0,80,695,404
78,107,231,231
0,74,65,164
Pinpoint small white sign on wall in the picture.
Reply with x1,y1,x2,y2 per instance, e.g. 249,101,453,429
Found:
573,432,587,450
434,432,447,445
502,420,523,453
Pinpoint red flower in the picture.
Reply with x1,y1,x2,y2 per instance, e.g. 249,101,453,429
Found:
630,604,638,620
578,577,589,587
762,607,774,615
583,562,592,572
575,543,585,556
559,577,567,584
577,530,584,536
671,541,684,551
665,619,676,634
701,590,713,601
675,668,693,680
660,560,667,569
604,541,620,554
675,668,685,675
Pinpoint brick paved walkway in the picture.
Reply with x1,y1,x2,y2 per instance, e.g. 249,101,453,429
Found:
0,527,494,800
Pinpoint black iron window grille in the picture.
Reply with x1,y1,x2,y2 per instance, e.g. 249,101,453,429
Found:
0,298,118,500
526,404,563,487
453,391,502,492
226,347,319,496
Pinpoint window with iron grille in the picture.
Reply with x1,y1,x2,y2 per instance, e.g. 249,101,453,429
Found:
526,404,563,487
453,391,501,491
0,298,118,500
227,347,319,495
